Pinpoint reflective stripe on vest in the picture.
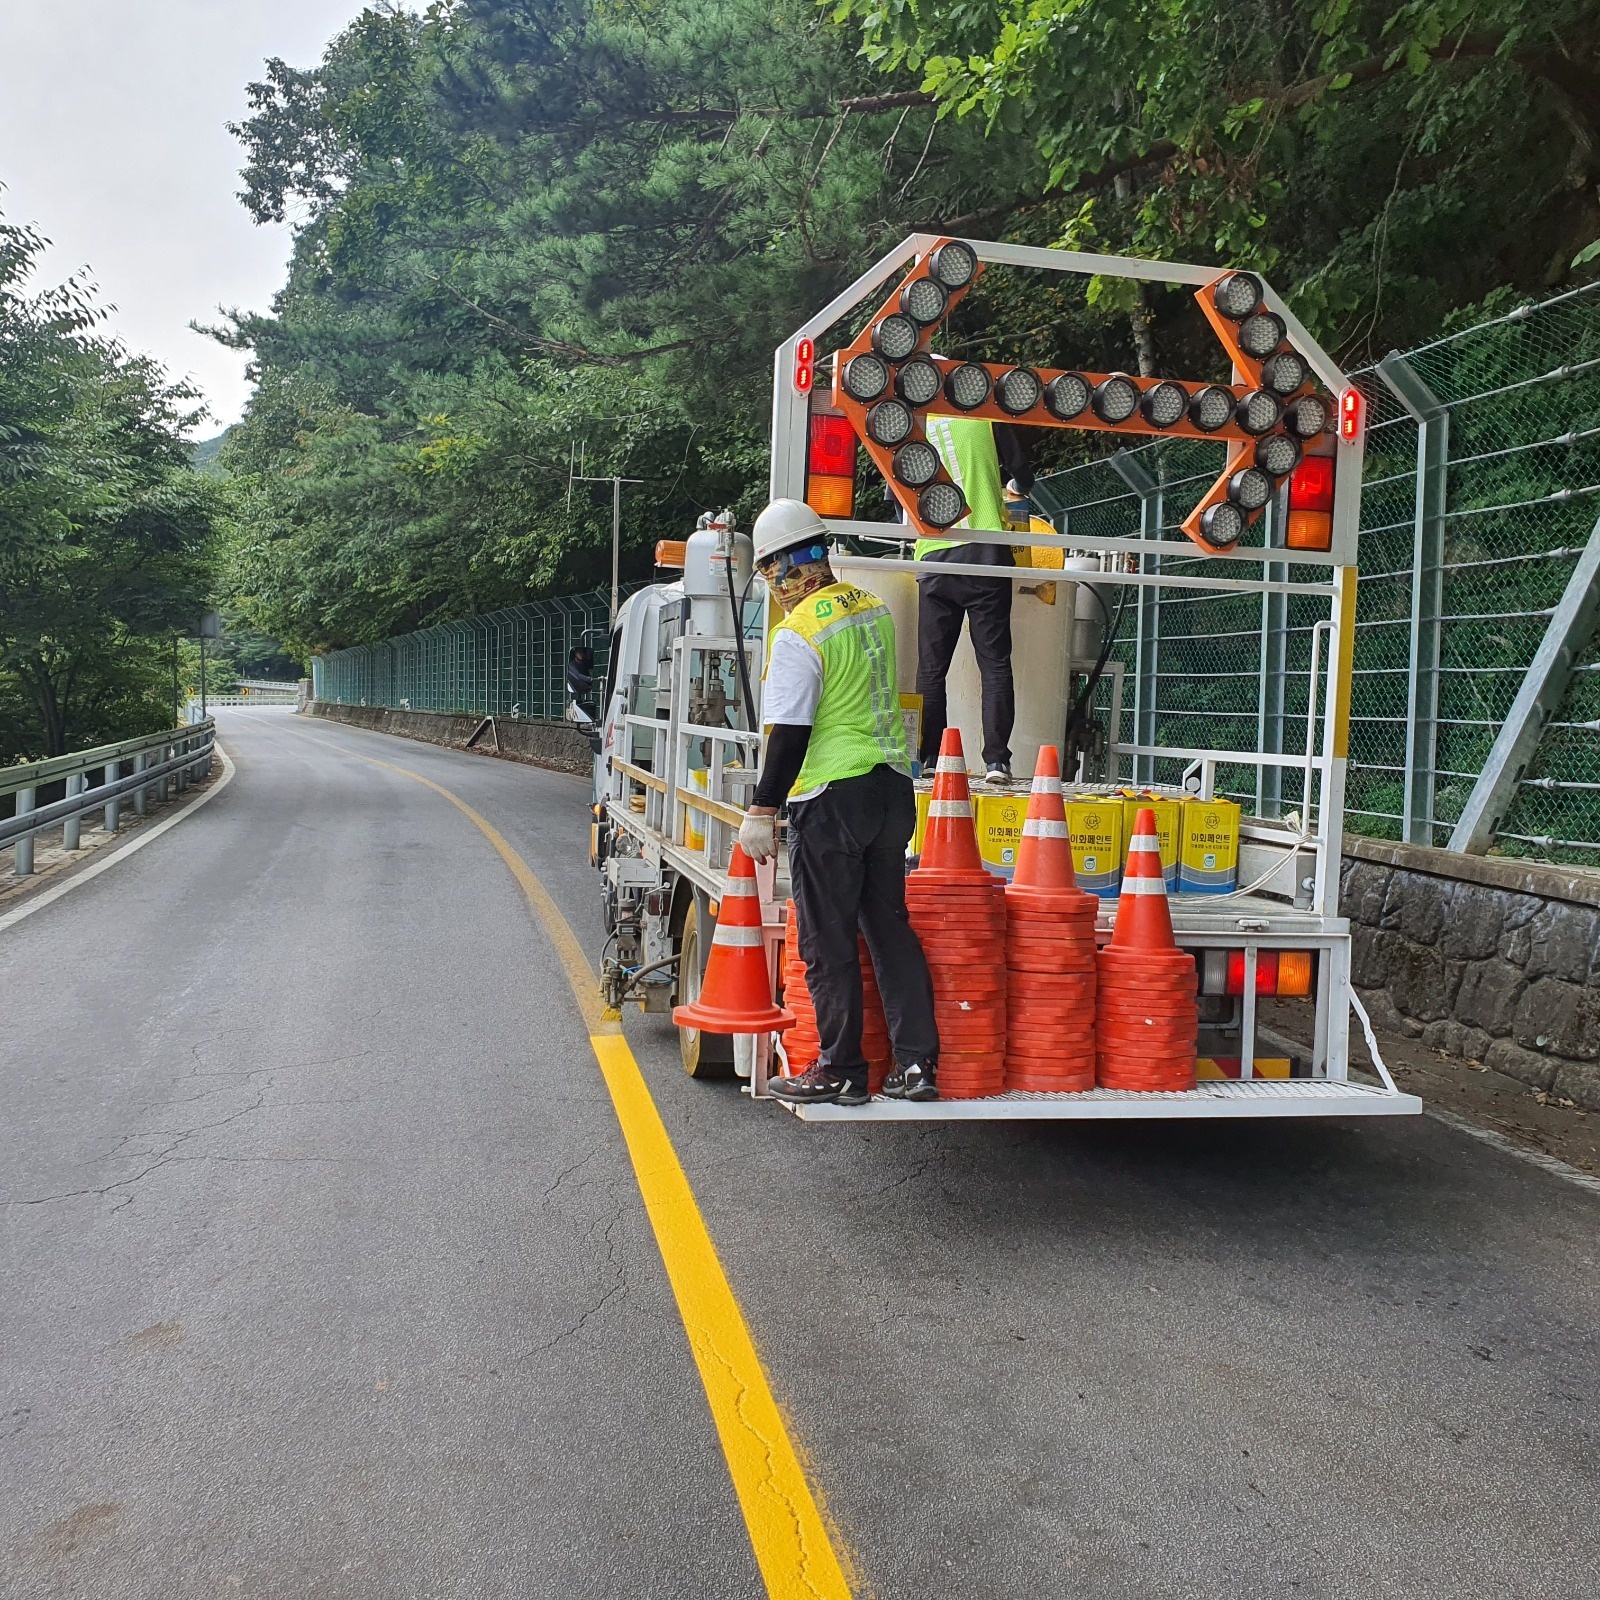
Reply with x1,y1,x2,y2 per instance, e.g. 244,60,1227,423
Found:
915,414,1008,561
771,582,909,797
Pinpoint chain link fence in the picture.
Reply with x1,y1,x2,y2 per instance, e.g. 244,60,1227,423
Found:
1349,285,1600,861
312,589,637,720
1031,280,1600,867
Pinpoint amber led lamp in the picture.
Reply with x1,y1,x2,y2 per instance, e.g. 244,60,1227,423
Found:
827,243,1333,553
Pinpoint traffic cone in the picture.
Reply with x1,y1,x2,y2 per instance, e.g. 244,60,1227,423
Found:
1009,744,1081,895
1095,807,1195,1092
779,902,891,1093
916,728,988,880
673,845,795,1034
1106,806,1177,953
908,737,1008,1097
998,744,1099,1093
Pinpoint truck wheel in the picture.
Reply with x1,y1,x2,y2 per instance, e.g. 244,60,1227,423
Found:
675,899,734,1080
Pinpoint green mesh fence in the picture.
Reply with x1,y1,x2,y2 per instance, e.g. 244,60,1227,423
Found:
1033,279,1600,867
311,589,640,720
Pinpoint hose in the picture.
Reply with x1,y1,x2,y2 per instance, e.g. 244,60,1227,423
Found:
1063,580,1128,755
726,535,759,733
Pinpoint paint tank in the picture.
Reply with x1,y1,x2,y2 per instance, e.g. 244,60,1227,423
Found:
833,552,1085,776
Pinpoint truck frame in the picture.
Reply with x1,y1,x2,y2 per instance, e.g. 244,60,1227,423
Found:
590,235,1421,1124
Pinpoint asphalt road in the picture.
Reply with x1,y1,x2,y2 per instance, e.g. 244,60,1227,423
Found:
4,708,1597,1600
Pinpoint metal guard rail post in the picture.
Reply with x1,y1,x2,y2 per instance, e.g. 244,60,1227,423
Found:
1,722,215,859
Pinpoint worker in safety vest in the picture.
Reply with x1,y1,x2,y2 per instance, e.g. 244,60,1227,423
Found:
737,499,939,1105
916,415,1033,784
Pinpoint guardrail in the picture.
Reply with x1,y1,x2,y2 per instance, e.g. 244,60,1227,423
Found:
1,721,216,878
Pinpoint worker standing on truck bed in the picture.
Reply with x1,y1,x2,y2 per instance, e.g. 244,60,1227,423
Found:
738,499,940,1105
916,415,1033,784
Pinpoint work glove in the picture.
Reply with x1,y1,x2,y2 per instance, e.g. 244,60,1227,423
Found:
738,811,777,864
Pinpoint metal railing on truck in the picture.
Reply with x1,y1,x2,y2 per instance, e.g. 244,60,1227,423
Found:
1,722,216,878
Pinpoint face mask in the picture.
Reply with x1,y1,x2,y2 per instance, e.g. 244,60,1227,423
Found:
760,543,828,587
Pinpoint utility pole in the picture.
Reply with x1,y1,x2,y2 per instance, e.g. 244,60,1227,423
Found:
567,442,643,626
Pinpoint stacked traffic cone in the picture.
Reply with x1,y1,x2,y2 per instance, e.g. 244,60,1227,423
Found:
673,845,796,1034
1095,808,1197,1091
1004,745,1099,1093
906,729,1007,1099
779,903,891,1094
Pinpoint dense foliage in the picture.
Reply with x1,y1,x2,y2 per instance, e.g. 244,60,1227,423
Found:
223,0,1600,657
0,216,223,759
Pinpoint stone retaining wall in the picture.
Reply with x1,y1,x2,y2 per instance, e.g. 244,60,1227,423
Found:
1341,838,1600,1108
307,702,593,776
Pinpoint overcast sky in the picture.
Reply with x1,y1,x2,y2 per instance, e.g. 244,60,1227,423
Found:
0,0,375,435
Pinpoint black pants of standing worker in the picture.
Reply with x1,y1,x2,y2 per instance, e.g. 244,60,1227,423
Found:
787,764,939,1089
916,567,1015,769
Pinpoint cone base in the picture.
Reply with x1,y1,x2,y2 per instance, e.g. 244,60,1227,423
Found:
674,1001,795,1034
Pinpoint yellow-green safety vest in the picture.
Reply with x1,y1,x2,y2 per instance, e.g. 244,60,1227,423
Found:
768,581,909,798
915,414,1008,561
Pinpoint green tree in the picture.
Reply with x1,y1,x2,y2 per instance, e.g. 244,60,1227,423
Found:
833,0,1600,360
0,212,222,758
219,0,1039,654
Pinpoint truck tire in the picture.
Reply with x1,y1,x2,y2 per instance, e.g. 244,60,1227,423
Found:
675,899,734,1079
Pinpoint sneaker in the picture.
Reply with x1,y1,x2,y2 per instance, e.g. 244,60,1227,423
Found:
770,1063,870,1106
883,1059,938,1101
984,764,1013,785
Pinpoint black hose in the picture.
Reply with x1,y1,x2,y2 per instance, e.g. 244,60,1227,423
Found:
727,543,759,733
1063,580,1128,753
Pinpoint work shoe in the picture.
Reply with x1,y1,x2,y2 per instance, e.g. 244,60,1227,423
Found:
770,1063,870,1106
985,764,1013,785
883,1059,938,1101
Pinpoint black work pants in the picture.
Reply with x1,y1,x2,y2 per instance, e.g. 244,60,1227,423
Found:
787,765,939,1087
916,569,1015,769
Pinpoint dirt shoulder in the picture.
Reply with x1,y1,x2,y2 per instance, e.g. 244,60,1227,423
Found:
1259,994,1599,1179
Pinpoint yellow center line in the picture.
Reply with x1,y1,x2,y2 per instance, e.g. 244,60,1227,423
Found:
299,730,857,1600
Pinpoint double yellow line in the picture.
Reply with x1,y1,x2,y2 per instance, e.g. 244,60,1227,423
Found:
321,742,857,1599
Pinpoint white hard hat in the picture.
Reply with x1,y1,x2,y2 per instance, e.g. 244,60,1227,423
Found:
752,498,829,566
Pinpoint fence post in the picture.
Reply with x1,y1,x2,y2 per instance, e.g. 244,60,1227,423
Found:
105,760,120,831
1449,511,1600,853
1376,352,1449,846
133,752,149,817
63,774,84,849
13,786,35,875
1109,450,1162,786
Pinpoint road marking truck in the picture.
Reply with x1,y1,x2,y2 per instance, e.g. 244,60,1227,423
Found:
586,235,1420,1124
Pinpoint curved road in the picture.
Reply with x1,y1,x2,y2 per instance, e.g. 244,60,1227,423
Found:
3,708,1596,1599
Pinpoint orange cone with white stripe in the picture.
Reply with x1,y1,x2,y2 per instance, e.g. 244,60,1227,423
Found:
1010,743,1082,895
673,845,795,1033
917,728,987,879
1095,807,1196,1091
1107,807,1177,953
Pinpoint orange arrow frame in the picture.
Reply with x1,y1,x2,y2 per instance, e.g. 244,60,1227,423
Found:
829,239,1325,555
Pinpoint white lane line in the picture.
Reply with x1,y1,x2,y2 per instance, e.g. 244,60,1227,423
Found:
0,743,236,935
1422,1105,1600,1199
1247,1029,1600,1199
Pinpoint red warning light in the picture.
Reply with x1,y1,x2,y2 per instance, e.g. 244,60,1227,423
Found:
1339,388,1363,442
794,337,815,393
